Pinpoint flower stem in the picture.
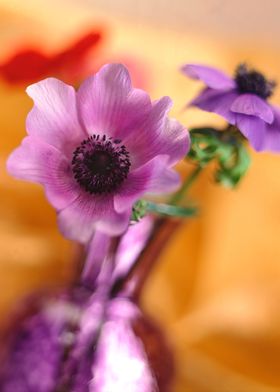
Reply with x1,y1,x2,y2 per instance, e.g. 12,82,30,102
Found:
111,217,181,301
170,164,203,205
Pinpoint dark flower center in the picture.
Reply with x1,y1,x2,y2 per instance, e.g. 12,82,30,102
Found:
72,134,131,194
234,64,276,99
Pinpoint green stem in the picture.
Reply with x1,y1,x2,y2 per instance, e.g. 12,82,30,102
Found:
170,165,203,205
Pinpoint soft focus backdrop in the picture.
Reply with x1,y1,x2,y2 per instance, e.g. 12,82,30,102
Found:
1,1,280,391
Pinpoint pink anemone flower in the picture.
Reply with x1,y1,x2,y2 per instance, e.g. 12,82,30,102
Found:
7,64,189,243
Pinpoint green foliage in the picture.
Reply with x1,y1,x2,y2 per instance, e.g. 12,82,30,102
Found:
188,127,251,187
131,200,148,222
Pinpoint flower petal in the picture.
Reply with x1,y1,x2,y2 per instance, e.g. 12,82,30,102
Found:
58,193,129,243
235,113,266,151
124,98,189,169
77,64,151,139
26,78,85,157
190,88,238,124
95,209,131,237
262,106,280,152
114,155,176,213
7,136,79,210
162,118,190,165
114,164,156,212
90,299,156,392
231,93,274,124
181,64,235,90
146,167,181,195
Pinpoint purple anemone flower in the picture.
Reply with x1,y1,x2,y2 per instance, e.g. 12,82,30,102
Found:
0,217,173,392
7,63,189,243
182,63,280,152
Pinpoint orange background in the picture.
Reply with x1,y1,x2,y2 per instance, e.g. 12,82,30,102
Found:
1,1,280,391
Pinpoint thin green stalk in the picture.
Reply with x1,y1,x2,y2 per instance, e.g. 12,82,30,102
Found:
170,165,203,205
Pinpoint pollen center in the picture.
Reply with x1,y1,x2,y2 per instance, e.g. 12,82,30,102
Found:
235,64,276,100
72,134,131,194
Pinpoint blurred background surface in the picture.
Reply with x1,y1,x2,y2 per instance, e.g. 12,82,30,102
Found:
1,0,280,391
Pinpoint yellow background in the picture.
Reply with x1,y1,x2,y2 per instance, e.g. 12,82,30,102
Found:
1,1,280,391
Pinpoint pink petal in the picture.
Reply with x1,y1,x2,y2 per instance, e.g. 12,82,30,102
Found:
114,155,170,213
124,98,189,169
125,97,172,166
7,136,79,210
90,299,156,392
181,64,235,90
231,93,274,124
162,118,190,165
26,78,85,158
58,193,129,243
235,113,266,151
190,88,238,124
146,167,181,195
77,64,151,139
95,208,131,237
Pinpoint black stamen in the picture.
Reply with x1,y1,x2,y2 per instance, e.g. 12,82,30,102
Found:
72,134,131,194
235,64,276,100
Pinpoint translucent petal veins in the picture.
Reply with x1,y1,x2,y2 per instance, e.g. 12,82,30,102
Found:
72,134,131,195
7,64,189,241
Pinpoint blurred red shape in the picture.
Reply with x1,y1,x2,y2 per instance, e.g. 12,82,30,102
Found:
0,31,102,85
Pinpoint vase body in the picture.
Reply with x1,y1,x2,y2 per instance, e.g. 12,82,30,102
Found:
0,284,175,392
